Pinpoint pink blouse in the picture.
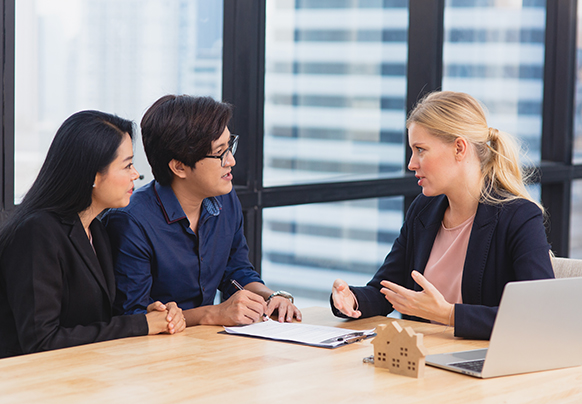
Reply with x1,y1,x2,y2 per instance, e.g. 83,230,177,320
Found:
423,214,475,305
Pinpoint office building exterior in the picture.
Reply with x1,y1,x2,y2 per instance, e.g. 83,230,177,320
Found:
13,1,578,308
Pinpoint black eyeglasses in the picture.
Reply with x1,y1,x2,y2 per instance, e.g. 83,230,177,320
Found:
204,135,238,167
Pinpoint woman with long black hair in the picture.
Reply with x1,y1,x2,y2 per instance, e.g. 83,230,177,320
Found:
0,110,185,358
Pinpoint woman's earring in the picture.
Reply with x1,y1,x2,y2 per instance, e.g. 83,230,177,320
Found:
92,184,96,188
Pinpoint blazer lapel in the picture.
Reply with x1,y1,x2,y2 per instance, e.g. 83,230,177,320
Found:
412,196,449,290
461,202,499,304
90,221,116,301
64,215,111,301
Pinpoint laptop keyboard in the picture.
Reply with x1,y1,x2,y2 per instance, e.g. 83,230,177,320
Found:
449,359,485,373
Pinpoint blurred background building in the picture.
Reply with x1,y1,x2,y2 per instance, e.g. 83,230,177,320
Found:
10,0,582,309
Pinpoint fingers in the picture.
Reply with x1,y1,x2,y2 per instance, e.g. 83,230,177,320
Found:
145,310,171,335
293,305,302,321
332,279,347,307
146,301,167,313
266,297,302,323
265,300,276,317
277,302,288,323
380,285,405,310
332,279,360,318
410,270,438,294
166,315,187,334
144,301,186,334
332,278,348,291
242,290,269,306
381,276,422,301
164,302,185,334
379,273,449,322
164,302,179,322
380,279,410,294
230,291,268,324
175,314,187,333
239,305,265,324
220,291,303,326
243,291,269,318
380,273,437,302
381,271,437,297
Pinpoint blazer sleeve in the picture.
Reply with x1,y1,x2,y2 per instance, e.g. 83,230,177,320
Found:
1,215,148,355
454,201,553,339
330,197,420,319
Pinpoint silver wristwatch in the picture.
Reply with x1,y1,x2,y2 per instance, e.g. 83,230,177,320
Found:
267,290,294,304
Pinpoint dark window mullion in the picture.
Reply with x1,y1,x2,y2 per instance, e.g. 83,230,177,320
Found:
236,176,420,210
223,0,266,272
222,0,265,192
541,0,577,257
405,0,445,212
1,0,15,218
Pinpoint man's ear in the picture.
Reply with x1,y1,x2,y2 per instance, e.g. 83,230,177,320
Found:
168,159,188,179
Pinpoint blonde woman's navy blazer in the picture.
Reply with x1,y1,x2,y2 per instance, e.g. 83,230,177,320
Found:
0,211,147,358
332,194,554,340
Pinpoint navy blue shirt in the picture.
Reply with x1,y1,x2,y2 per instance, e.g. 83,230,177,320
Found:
103,181,263,315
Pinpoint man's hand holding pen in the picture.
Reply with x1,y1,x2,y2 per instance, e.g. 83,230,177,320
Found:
230,279,302,324
218,288,269,326
219,279,268,325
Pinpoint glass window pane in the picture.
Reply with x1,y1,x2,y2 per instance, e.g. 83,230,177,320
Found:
442,0,546,164
263,0,409,187
570,180,582,258
262,196,403,308
14,0,223,203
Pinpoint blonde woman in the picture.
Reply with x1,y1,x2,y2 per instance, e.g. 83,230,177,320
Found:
331,91,553,340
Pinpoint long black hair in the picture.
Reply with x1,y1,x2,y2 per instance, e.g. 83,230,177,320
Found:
0,110,134,248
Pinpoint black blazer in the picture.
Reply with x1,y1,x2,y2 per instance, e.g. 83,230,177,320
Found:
332,194,554,340
0,211,147,358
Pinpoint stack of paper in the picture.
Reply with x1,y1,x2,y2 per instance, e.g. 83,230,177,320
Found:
224,319,375,348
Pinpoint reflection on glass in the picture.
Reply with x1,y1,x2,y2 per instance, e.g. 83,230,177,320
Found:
15,0,223,203
570,181,582,258
263,0,409,187
526,183,541,204
443,0,545,163
262,197,403,308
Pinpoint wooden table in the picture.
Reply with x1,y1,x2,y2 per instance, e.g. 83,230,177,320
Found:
0,307,580,403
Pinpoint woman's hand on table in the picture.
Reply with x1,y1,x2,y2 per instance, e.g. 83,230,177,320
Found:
147,301,186,334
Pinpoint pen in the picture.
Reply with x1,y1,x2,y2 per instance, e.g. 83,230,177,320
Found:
231,279,245,291
230,279,268,320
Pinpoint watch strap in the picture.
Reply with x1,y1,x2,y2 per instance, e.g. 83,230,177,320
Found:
267,291,294,304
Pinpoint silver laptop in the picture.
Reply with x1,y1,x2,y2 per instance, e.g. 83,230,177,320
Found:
426,277,582,378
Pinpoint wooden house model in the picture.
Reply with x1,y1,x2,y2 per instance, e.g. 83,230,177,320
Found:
371,321,428,378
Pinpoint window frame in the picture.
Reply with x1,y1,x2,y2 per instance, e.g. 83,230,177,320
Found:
224,0,581,269
1,0,581,268
1,0,15,220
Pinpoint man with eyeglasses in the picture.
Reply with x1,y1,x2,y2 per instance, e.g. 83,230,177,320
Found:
103,95,301,326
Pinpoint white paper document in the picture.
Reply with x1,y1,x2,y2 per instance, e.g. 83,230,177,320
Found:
224,319,376,348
